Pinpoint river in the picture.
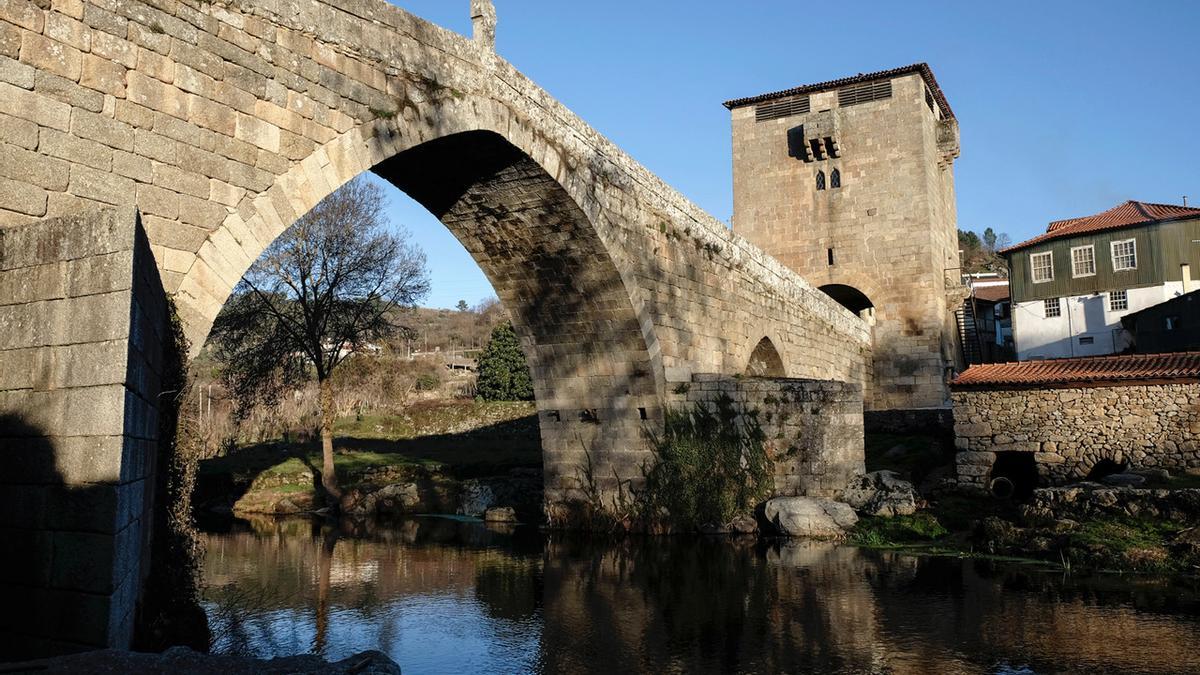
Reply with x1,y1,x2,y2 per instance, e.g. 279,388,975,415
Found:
200,515,1200,674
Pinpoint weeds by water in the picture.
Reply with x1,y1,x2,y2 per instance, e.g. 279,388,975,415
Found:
640,395,773,530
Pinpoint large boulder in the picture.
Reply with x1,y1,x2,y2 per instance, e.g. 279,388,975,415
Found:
484,506,518,522
842,470,920,517
763,497,858,539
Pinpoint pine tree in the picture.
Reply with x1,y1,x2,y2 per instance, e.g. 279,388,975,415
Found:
475,322,533,401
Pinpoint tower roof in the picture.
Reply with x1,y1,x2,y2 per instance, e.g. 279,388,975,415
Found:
722,62,954,120
1002,200,1200,253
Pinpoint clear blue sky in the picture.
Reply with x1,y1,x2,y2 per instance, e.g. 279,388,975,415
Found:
377,1,1200,309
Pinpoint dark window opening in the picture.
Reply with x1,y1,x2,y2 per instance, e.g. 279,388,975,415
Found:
990,452,1038,500
787,125,812,162
1079,336,1094,345
809,138,826,161
547,410,560,422
580,409,599,424
816,171,826,191
638,407,648,420
1166,315,1182,331
827,248,835,266
824,137,840,158
830,168,841,188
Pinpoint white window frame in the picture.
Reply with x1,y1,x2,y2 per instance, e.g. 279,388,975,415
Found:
1030,251,1054,284
1111,239,1137,271
1044,298,1061,318
1070,245,1096,278
1109,289,1128,312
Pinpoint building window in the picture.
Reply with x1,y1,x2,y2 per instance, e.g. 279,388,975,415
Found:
838,79,893,108
1166,315,1182,331
830,168,841,188
1109,289,1128,311
1044,298,1061,318
1071,245,1096,277
1112,239,1137,271
816,170,826,191
1079,336,1094,345
1030,252,1054,283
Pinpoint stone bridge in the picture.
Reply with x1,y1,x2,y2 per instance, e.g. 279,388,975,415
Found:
0,0,869,656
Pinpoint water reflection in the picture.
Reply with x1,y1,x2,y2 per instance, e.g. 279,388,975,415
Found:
202,517,1200,674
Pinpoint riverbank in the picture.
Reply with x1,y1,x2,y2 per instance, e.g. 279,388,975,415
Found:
844,431,1200,576
195,399,542,521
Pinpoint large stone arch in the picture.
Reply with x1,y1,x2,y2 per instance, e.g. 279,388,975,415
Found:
174,110,665,512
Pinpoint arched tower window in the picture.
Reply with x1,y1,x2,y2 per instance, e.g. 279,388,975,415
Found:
830,168,841,189
815,170,826,191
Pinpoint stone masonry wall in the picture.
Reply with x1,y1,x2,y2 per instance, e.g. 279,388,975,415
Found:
678,374,865,498
730,71,962,411
953,383,1200,489
0,208,166,658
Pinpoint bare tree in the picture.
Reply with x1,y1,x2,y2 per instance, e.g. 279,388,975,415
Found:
210,178,430,508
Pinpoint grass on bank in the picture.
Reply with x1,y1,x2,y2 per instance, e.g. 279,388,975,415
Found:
197,400,541,500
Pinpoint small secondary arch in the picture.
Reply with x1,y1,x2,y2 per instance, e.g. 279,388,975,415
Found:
744,336,786,377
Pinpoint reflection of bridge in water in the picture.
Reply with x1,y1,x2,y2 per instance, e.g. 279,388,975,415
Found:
202,517,1200,674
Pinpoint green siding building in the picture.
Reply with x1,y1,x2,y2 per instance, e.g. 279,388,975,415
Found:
1002,201,1200,360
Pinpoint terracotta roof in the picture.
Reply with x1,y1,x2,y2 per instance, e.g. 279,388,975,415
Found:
1002,200,1200,253
722,63,955,120
952,352,1200,388
972,283,1010,303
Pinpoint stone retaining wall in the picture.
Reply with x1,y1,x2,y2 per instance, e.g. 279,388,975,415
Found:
1025,486,1200,524
679,375,865,498
953,383,1200,489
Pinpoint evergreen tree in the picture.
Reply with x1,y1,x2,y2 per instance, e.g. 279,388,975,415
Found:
475,322,534,401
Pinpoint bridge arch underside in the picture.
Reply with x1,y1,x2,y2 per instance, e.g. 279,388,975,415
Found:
193,129,661,518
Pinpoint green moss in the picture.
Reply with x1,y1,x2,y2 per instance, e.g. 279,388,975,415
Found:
851,512,949,547
1064,516,1191,574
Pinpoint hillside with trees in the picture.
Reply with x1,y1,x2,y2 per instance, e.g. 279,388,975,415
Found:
958,227,1012,275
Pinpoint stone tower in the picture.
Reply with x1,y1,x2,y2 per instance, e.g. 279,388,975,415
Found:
725,64,962,417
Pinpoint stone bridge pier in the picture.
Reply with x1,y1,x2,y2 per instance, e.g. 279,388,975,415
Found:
0,0,870,657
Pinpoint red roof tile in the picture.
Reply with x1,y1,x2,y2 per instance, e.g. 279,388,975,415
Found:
972,284,1010,303
722,63,955,120
953,352,1200,388
1002,200,1200,253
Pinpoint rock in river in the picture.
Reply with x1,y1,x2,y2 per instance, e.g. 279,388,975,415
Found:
842,470,919,517
484,506,518,522
764,497,858,539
